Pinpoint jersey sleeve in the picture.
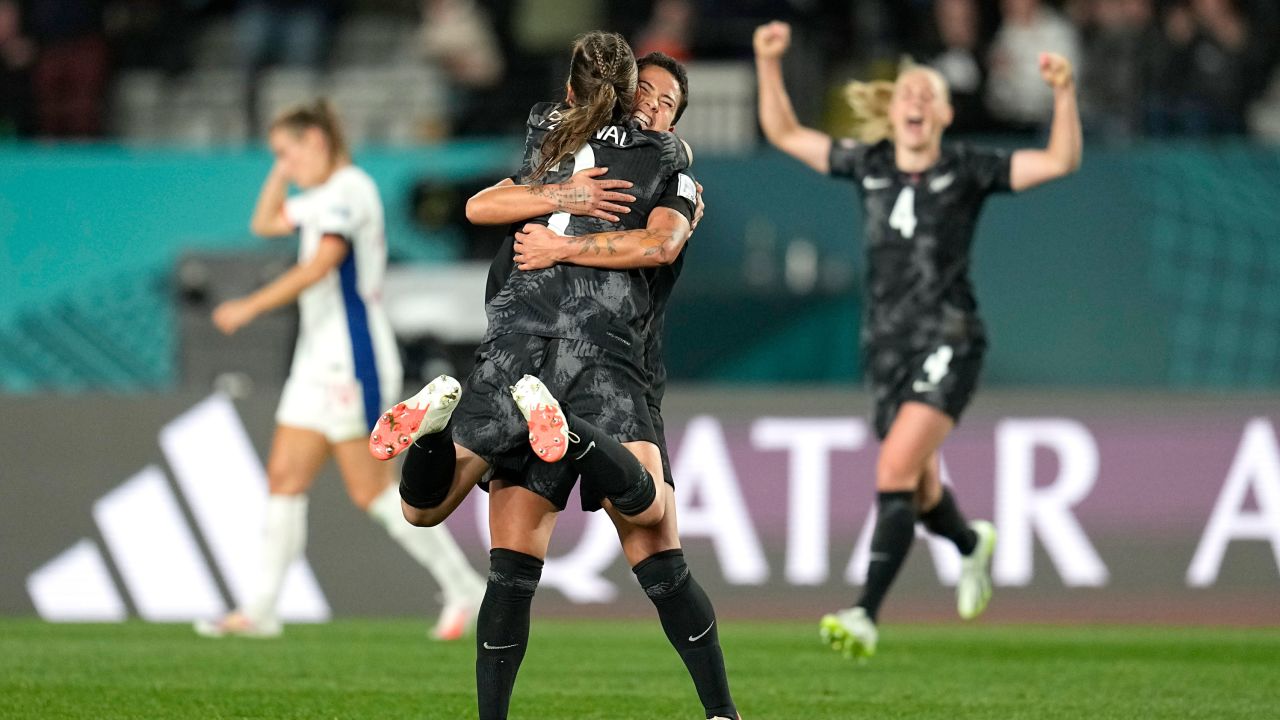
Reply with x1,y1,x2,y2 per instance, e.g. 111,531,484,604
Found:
643,130,690,176
654,171,697,224
282,193,313,230
312,181,365,240
828,138,869,180
965,146,1013,195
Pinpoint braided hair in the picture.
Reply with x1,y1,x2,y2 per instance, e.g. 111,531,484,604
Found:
529,32,637,181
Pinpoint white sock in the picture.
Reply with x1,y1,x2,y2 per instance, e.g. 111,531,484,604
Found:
368,484,485,604
244,494,308,624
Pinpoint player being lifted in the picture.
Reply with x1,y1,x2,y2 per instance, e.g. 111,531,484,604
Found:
753,20,1082,659
368,34,736,718
471,52,740,720
196,100,486,640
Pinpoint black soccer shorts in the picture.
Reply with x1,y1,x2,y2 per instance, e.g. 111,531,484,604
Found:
451,332,657,511
866,338,985,440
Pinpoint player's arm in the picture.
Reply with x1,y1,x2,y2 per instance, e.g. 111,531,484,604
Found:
249,163,295,237
466,168,637,225
513,207,691,271
211,235,348,335
754,21,833,174
1010,53,1082,192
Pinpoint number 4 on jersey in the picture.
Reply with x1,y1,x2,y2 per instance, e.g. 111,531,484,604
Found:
888,186,917,239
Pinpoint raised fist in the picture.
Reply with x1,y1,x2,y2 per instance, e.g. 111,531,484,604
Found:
1038,52,1074,90
753,21,791,60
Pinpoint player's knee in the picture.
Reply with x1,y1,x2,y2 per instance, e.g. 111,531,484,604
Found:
266,466,309,496
875,453,921,492
619,480,666,527
345,484,384,512
633,548,689,602
624,498,666,528
487,547,544,601
612,467,661,524
402,502,446,527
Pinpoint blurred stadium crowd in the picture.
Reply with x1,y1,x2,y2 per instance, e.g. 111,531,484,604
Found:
1,0,1278,145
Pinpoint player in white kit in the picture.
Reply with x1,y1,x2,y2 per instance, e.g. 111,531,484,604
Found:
195,100,486,639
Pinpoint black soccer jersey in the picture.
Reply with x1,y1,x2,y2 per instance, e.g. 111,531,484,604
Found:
829,138,1012,351
482,102,695,357
638,238,688,408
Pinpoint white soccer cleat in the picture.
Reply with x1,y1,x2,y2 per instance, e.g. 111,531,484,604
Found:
368,375,462,461
510,375,576,463
429,588,484,642
819,607,877,660
957,519,997,620
193,612,282,639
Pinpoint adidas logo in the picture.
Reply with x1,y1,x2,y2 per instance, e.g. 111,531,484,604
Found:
25,395,331,623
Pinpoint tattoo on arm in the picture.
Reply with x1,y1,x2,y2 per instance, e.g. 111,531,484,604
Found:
526,183,591,213
565,229,668,257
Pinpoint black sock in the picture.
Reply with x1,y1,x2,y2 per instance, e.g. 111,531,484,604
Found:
399,422,454,509
476,548,543,720
920,487,977,555
634,550,736,719
856,491,917,623
565,413,656,517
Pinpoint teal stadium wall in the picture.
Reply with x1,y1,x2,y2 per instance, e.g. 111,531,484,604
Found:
2,142,1278,390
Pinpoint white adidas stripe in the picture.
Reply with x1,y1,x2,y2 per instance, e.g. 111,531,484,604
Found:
26,394,331,623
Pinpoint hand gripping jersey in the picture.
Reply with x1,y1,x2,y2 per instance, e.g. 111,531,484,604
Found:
481,102,696,358
828,139,1012,352
281,166,402,434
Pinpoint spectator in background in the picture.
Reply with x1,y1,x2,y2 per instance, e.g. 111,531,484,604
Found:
634,0,693,63
927,0,991,134
235,0,334,135
235,0,333,75
103,0,195,75
419,0,505,136
0,0,34,137
419,0,504,89
985,0,1081,132
29,0,110,138
1145,0,1265,135
1077,0,1156,141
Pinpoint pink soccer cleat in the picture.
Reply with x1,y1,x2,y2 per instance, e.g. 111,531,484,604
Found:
368,375,461,460
510,375,576,463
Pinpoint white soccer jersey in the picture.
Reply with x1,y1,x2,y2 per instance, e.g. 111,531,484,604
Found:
279,165,402,438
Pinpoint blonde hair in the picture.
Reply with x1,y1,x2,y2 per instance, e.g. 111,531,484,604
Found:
270,98,350,164
841,59,950,144
842,80,896,144
529,32,636,182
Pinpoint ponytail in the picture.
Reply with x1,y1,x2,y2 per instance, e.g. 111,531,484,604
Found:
529,32,636,182
842,58,951,145
271,98,350,164
842,80,895,144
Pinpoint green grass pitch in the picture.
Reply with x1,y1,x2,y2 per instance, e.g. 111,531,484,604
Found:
2,618,1277,719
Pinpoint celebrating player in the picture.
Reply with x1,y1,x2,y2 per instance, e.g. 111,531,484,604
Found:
753,20,1082,658
471,52,739,720
195,100,486,640
369,36,735,718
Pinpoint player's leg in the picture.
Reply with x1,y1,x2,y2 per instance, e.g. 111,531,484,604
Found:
196,424,328,638
915,451,996,619
368,374,492,527
859,402,953,619
476,479,559,720
512,374,665,526
822,402,953,658
400,443,491,527
332,439,487,640
609,492,738,720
